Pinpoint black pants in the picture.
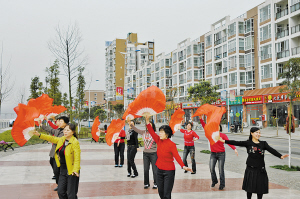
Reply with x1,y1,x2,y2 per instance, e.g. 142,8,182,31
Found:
182,145,196,173
143,152,158,185
157,168,175,199
127,145,138,175
57,164,80,199
50,157,60,185
114,142,125,165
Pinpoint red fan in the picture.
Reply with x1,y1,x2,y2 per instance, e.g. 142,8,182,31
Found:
105,119,125,146
192,104,226,145
27,94,54,122
169,108,185,134
46,105,67,120
129,86,166,117
122,105,141,121
91,116,101,142
11,104,40,146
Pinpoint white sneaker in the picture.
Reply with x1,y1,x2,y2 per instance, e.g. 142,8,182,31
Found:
153,184,158,189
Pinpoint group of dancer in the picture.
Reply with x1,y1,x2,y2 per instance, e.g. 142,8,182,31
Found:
29,111,288,199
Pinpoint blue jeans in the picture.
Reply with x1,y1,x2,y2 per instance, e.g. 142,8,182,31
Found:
209,152,225,187
182,145,196,172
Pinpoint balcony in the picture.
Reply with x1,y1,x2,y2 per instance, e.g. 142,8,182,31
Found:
276,29,289,39
291,2,300,13
276,8,288,20
179,79,186,84
277,50,290,59
217,84,223,89
214,39,222,46
291,24,300,34
223,67,227,73
179,67,186,73
292,46,300,55
223,83,227,89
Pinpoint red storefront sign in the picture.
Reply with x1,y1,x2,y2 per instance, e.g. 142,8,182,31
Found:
263,93,294,103
242,95,263,105
212,99,226,106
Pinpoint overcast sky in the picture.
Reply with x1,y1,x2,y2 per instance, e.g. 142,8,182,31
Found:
0,0,264,115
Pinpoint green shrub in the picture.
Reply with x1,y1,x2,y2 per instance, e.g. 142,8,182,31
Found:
270,165,300,171
200,150,211,154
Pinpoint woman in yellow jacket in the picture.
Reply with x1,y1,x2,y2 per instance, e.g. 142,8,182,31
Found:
34,123,81,199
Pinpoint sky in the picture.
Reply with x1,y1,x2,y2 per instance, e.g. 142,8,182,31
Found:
0,0,264,115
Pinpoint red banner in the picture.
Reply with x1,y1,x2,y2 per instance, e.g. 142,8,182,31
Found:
116,87,123,100
242,95,263,105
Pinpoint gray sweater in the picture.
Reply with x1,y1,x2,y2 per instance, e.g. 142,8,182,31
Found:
131,125,157,153
41,124,64,158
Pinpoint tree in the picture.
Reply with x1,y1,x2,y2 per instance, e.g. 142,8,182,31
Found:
45,60,62,105
165,87,178,122
0,43,15,114
62,92,69,108
75,66,86,130
279,57,300,168
48,23,87,121
113,103,124,119
28,76,43,100
15,85,26,104
94,108,107,122
187,81,219,105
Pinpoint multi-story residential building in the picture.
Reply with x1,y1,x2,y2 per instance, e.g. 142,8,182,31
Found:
105,33,154,106
83,90,106,107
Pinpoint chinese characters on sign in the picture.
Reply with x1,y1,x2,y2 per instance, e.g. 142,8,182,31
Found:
242,95,263,105
116,87,123,100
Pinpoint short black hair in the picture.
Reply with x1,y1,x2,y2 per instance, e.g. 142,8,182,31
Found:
186,122,193,129
57,116,69,124
159,125,173,138
219,124,222,132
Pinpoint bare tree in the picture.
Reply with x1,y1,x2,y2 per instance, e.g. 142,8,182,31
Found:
48,23,87,121
0,43,15,115
14,85,26,105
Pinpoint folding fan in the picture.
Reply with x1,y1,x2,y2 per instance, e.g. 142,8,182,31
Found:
122,105,141,121
27,94,54,122
46,105,67,120
91,116,101,142
105,119,125,146
169,108,185,134
11,104,40,147
129,86,166,117
192,104,226,145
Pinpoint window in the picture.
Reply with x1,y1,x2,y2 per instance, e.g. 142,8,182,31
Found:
94,97,97,100
276,40,289,59
165,59,170,66
238,22,244,34
240,72,245,84
187,57,192,68
149,55,153,60
199,43,204,53
149,49,153,54
229,73,237,85
260,5,271,23
173,52,177,62
245,53,255,68
194,70,199,79
148,43,153,48
205,35,212,47
239,55,245,67
214,31,222,45
206,49,212,61
215,46,222,59
228,39,236,53
223,44,227,58
155,72,159,81
229,56,237,69
260,24,271,41
245,36,254,51
199,56,204,66
187,45,192,55
228,23,236,37
262,84,272,88
187,70,192,81
172,64,177,74
147,68,151,74
206,63,212,75
161,79,164,88
193,57,199,67
166,69,170,77
215,64,222,75
260,44,272,60
215,77,222,88
160,59,164,68
94,93,97,96
277,63,284,78
245,19,254,33
161,69,164,78
246,71,254,84
239,38,244,50
261,64,272,79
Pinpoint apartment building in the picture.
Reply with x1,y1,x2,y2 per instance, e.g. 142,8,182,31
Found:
105,33,154,106
83,90,106,107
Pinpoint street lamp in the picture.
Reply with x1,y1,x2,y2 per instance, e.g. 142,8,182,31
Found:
88,80,100,127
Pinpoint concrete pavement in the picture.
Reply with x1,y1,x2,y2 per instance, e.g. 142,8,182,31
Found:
1,138,300,198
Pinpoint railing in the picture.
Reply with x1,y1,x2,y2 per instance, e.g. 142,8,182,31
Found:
276,29,289,39
215,54,222,60
291,2,300,13
223,67,227,73
179,67,186,73
216,69,222,75
277,50,290,59
179,79,186,84
292,46,300,55
276,8,289,19
291,24,300,34
214,39,222,46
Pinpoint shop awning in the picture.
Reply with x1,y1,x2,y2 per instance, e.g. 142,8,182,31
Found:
243,86,286,97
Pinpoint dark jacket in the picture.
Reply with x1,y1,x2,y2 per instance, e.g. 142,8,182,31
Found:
42,124,64,158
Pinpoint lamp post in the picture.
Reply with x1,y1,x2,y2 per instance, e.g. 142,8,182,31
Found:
88,80,99,127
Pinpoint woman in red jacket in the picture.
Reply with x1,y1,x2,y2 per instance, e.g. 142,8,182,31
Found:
145,115,192,199
180,122,199,174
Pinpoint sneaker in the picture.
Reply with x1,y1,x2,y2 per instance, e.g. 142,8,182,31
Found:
184,170,188,173
127,173,131,177
219,186,225,190
211,183,217,187
191,172,196,174
153,184,158,189
52,176,56,180
53,186,58,191
144,184,150,189
131,174,136,178
119,165,123,167
115,165,118,167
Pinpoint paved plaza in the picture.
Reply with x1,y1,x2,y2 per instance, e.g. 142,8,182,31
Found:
0,135,300,199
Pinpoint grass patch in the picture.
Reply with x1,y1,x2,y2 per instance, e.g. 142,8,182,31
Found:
200,150,211,154
177,148,184,152
270,165,300,171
